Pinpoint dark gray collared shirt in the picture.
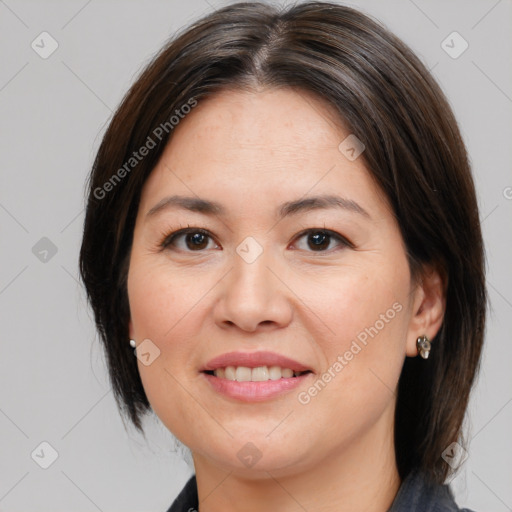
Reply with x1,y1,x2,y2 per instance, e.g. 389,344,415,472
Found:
165,471,476,512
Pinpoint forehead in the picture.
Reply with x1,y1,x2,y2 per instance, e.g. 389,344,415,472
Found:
157,87,354,185
138,87,389,218
176,86,346,148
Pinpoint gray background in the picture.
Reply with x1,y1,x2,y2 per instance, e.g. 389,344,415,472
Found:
1,0,511,510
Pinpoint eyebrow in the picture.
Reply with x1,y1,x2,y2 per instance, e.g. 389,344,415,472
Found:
145,193,370,221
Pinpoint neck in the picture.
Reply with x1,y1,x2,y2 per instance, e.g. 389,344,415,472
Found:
192,401,401,512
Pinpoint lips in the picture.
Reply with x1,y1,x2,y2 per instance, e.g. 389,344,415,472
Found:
201,351,313,373
200,351,314,401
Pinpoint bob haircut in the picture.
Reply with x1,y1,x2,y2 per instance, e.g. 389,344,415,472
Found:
79,1,486,485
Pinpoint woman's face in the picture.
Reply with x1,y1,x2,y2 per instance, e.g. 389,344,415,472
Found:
127,87,431,476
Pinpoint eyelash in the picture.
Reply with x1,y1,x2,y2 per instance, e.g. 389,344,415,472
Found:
158,225,354,254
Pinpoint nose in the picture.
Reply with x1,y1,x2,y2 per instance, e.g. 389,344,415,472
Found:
214,244,293,333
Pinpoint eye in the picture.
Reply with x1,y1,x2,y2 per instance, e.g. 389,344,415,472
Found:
292,229,352,253
160,227,219,252
159,226,353,253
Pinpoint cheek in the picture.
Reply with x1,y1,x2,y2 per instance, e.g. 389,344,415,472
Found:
291,271,409,446
127,260,201,367
306,263,408,351
302,257,411,393
127,258,208,342
127,260,213,440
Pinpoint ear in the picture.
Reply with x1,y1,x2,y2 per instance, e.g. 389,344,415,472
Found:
405,264,447,357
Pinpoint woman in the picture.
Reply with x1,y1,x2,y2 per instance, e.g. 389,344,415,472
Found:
79,2,486,510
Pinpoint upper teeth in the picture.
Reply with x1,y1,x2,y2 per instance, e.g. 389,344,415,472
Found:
213,366,303,381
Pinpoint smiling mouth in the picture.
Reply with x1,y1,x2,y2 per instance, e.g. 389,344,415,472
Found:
203,366,313,382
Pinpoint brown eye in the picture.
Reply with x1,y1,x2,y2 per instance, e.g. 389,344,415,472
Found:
294,229,352,253
161,228,217,251
183,232,209,250
307,232,330,251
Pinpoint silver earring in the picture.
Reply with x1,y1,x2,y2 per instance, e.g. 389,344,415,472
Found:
416,334,431,359
129,339,136,348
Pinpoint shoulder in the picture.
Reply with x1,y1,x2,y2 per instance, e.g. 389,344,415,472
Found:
388,470,478,512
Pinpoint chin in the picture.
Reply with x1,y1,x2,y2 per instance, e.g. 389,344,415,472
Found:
194,434,315,477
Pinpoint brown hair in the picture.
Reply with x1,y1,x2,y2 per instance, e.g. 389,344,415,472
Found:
79,1,486,485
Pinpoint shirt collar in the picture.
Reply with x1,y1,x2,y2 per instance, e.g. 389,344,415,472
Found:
166,470,461,512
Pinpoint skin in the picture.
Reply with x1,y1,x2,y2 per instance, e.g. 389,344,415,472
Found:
127,87,445,512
